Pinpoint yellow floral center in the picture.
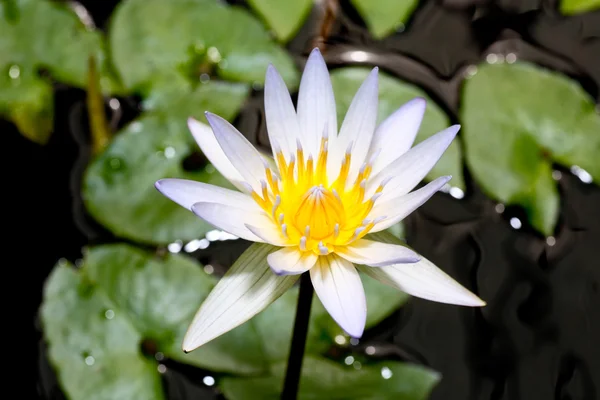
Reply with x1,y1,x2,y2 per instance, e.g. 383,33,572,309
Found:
249,138,387,255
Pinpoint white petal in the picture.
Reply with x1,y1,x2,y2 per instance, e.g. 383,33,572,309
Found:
310,254,366,337
337,239,420,267
264,65,300,160
368,125,459,201
205,112,268,193
297,48,337,158
245,223,289,247
155,179,261,212
191,202,273,242
358,256,486,307
267,247,318,275
187,118,246,191
183,243,298,352
328,67,379,182
369,98,426,176
369,176,451,232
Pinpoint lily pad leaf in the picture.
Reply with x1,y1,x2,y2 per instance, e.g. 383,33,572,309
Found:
221,356,440,400
0,0,113,143
42,243,270,398
350,0,419,39
247,0,313,42
461,62,600,235
331,67,464,190
109,0,298,95
41,260,164,400
83,81,249,245
560,0,600,14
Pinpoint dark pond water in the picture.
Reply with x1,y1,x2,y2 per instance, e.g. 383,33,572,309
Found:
11,0,599,399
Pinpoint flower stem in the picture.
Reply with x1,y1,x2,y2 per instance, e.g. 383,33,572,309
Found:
281,272,314,400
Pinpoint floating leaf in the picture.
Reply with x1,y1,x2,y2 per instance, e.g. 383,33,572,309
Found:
0,0,116,143
221,356,440,400
331,67,464,190
560,0,600,14
41,244,270,399
83,81,249,245
41,260,164,400
350,0,419,38
109,0,298,95
461,62,600,235
247,0,313,42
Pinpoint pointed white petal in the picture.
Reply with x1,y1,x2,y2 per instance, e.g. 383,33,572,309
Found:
267,247,318,275
191,202,273,242
188,118,246,191
369,98,426,176
245,223,289,247
358,256,486,307
328,67,379,182
183,243,298,352
265,65,300,160
369,176,451,232
155,179,261,212
310,255,366,338
297,48,337,157
369,125,459,201
337,239,420,267
205,112,268,193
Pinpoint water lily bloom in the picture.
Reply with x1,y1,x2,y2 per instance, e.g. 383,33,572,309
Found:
156,48,485,353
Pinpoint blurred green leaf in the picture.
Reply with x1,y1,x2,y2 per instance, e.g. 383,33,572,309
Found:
109,0,298,95
0,0,115,143
83,81,249,245
42,244,270,394
350,0,418,39
560,0,600,14
41,260,164,400
331,67,464,190
461,62,600,235
247,0,312,42
221,356,440,400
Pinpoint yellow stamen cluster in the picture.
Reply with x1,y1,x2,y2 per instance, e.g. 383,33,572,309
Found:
250,138,387,255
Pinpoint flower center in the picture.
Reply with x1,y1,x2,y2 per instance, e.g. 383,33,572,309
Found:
248,137,389,255
294,184,344,241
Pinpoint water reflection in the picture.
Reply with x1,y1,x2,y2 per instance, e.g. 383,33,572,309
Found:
184,238,209,253
8,65,20,79
381,366,393,379
167,241,182,253
570,165,592,184
509,217,522,229
334,335,347,345
203,376,215,386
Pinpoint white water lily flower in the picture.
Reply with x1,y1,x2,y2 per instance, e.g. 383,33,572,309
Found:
155,48,485,353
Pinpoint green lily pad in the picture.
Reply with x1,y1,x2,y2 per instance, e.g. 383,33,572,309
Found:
331,67,465,190
350,0,419,38
83,81,249,245
247,0,313,42
41,244,271,398
560,0,600,14
0,0,114,143
41,259,164,400
461,62,600,235
109,0,298,95
221,356,440,400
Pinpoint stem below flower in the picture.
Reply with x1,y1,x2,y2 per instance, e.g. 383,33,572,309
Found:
281,272,314,400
